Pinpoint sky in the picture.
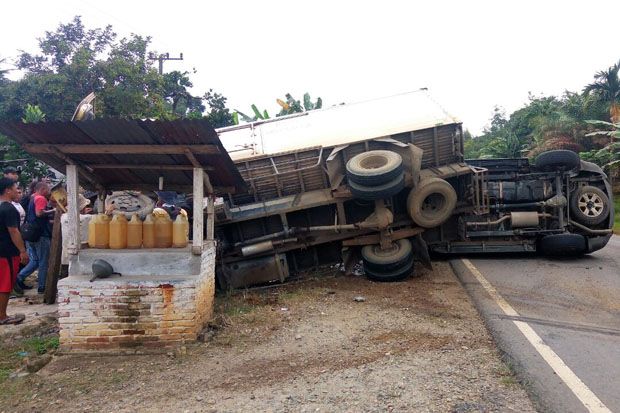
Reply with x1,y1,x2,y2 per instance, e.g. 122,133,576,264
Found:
1,0,619,134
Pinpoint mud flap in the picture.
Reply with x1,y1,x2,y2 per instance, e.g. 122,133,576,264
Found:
412,234,432,270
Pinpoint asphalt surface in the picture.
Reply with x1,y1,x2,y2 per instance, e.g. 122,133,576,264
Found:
450,236,620,413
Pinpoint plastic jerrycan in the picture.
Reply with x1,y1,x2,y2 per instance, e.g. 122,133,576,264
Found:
154,214,173,248
93,214,111,249
88,215,97,248
127,214,143,249
172,214,189,248
109,214,128,249
142,214,156,248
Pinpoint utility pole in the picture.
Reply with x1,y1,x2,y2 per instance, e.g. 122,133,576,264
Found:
148,53,184,75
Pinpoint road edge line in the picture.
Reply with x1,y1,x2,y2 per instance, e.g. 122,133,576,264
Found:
460,258,611,413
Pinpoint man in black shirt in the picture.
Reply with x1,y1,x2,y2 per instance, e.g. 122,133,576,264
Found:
0,178,28,325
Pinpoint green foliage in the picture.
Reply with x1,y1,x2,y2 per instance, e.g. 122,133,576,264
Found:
468,60,619,163
465,107,528,159
23,336,60,355
232,104,270,125
583,60,620,122
277,92,322,116
232,92,323,125
22,104,46,123
203,89,235,128
251,104,270,120
0,333,59,385
0,104,49,183
1,16,233,123
580,120,620,171
0,16,237,175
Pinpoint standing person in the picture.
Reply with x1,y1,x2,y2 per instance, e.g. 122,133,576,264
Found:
10,185,27,296
15,182,53,294
12,185,26,227
3,166,20,181
20,179,40,212
0,177,28,325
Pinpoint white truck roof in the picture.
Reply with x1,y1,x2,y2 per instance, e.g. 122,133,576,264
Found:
216,89,460,160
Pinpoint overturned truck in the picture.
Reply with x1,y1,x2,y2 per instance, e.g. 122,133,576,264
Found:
214,90,614,289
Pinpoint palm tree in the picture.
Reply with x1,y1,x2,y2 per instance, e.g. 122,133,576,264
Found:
583,60,620,123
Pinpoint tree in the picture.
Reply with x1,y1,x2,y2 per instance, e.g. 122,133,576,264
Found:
465,107,528,159
0,16,237,179
203,89,235,128
4,16,231,122
583,60,620,123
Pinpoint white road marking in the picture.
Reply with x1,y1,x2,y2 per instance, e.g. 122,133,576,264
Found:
461,258,612,413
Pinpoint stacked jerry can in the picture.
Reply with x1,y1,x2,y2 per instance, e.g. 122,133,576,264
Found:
88,209,189,249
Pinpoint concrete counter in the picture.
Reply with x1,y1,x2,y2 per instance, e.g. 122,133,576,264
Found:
69,247,201,277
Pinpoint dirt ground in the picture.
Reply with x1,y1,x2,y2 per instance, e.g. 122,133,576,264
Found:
0,262,536,412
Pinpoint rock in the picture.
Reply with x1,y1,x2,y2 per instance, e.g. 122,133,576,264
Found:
26,355,52,373
196,396,203,401
295,334,303,340
9,371,30,379
353,296,366,302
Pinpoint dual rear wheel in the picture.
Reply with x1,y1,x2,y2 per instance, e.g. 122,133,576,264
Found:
361,238,415,282
346,150,405,200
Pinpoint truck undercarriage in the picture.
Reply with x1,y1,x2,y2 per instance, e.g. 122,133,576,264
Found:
215,113,613,290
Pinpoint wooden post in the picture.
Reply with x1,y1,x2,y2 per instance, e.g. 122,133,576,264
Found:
66,165,80,255
206,196,215,241
192,168,204,255
44,209,62,304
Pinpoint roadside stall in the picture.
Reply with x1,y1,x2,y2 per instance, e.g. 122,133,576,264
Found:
0,119,245,353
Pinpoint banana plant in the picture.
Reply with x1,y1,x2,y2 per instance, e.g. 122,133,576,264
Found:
232,105,270,125
277,92,322,116
584,119,620,171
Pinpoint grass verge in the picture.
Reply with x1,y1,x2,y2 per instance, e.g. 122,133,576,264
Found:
0,329,58,385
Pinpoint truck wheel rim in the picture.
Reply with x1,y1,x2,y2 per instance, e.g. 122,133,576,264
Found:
421,193,446,217
370,243,399,257
360,154,388,170
578,192,604,217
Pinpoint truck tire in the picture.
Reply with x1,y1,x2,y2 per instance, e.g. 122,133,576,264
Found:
539,233,587,256
346,150,403,186
349,173,405,201
535,150,580,172
570,185,610,226
362,238,413,273
105,191,154,219
364,256,415,282
406,177,457,228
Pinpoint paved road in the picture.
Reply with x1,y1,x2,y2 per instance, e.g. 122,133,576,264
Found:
451,236,620,413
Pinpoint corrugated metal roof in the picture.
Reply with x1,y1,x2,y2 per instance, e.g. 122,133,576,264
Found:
0,118,246,194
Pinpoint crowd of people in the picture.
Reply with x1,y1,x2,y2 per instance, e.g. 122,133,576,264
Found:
0,166,55,325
